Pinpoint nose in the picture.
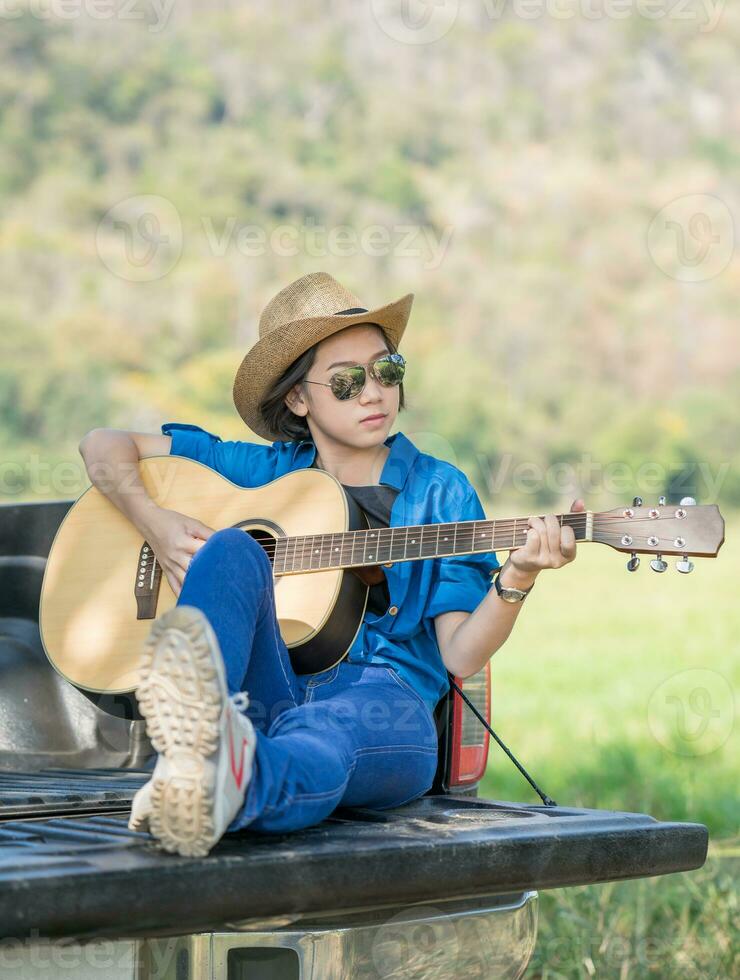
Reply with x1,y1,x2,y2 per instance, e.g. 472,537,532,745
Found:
358,372,384,403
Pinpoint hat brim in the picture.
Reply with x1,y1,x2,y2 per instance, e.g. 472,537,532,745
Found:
233,292,414,442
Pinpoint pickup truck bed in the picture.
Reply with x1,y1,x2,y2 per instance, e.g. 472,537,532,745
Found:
0,769,707,942
0,498,710,979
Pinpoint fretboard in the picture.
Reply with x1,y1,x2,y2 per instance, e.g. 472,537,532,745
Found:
273,512,592,575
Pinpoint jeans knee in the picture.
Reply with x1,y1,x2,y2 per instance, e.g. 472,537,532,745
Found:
204,528,272,579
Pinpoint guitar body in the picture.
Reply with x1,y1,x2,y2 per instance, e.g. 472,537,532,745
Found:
39,458,371,701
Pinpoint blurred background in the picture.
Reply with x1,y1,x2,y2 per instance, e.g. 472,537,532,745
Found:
1,1,737,975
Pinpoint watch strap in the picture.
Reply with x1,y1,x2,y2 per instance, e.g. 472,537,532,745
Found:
492,568,534,600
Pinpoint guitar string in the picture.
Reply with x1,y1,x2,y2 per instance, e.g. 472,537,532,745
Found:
258,516,695,570
257,513,684,560
259,515,685,552
260,516,689,558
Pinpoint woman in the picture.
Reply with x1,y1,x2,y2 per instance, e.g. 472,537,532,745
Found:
101,271,583,856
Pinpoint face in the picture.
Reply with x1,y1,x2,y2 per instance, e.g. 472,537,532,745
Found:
285,323,399,449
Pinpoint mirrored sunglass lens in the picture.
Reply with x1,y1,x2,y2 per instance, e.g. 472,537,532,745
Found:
374,354,405,385
331,367,365,399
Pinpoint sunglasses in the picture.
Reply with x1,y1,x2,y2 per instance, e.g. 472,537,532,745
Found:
302,352,406,401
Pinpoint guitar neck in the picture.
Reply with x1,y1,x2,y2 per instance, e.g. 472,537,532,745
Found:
273,511,593,575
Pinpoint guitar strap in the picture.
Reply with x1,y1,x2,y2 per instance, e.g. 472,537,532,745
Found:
448,677,557,807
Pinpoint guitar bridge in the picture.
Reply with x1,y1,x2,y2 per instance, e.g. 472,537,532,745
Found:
134,542,162,619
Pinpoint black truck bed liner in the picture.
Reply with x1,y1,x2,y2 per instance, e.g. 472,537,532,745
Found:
0,769,707,942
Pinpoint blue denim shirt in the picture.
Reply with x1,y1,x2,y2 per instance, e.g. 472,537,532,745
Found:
161,422,501,711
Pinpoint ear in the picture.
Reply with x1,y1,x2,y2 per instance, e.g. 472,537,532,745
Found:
284,382,308,418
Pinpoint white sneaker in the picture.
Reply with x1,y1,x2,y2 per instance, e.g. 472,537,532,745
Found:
128,774,154,833
130,605,256,857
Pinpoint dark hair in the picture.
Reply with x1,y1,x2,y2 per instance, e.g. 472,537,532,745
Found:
259,324,406,443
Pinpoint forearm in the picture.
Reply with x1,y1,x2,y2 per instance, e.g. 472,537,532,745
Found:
78,431,161,537
445,556,538,678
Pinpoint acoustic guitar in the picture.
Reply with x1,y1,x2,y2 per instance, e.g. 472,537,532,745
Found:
39,455,725,702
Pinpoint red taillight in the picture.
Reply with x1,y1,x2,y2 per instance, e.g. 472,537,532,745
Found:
449,662,491,788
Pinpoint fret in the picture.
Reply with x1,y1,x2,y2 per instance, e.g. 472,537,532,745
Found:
342,530,351,566
392,526,402,563
420,523,434,558
279,535,287,573
379,527,391,564
409,526,421,558
300,533,308,571
438,522,454,556
310,532,320,570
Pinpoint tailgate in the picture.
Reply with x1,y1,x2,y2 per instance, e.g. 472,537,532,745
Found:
0,769,707,941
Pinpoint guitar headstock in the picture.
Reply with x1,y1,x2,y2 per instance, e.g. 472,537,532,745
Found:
593,497,725,573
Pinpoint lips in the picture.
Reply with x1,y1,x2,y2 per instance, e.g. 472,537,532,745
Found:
360,414,386,422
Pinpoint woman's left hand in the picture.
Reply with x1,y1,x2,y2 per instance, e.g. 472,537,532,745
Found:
503,498,585,587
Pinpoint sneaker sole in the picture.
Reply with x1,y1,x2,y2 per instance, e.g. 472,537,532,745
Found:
135,606,226,857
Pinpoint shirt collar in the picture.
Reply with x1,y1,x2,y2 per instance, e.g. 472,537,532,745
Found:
292,431,419,491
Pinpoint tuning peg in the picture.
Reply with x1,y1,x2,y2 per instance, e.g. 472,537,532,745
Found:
632,496,643,507
650,554,668,572
680,496,697,507
627,553,640,571
658,495,666,506
676,555,695,574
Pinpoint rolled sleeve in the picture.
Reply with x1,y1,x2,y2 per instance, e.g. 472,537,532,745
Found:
424,479,501,619
161,422,277,487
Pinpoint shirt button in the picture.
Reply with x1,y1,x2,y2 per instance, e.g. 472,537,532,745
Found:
388,605,398,616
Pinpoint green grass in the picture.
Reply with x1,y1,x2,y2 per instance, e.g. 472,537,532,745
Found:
478,509,738,977
527,843,738,979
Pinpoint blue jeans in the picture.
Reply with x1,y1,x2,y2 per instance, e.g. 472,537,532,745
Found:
176,528,439,834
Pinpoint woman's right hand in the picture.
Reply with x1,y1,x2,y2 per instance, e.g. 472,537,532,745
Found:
141,507,216,598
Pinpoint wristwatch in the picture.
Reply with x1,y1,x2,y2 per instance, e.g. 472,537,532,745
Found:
492,568,534,603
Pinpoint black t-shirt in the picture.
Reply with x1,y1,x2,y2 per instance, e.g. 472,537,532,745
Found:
309,460,399,616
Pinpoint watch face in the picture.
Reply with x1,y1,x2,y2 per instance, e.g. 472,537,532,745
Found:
501,589,526,602
494,572,529,601
496,579,524,600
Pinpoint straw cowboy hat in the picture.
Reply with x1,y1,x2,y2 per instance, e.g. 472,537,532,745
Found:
233,272,414,442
